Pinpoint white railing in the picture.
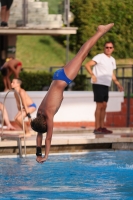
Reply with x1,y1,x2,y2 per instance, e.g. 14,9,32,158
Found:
0,90,26,157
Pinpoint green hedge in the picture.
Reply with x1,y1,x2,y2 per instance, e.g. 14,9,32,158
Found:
124,93,133,98
0,71,87,91
0,71,52,91
72,74,87,91
20,71,52,91
62,0,133,59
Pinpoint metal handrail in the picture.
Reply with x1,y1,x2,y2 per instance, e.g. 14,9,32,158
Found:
1,89,26,157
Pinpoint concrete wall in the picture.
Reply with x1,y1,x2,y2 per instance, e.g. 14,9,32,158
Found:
0,91,124,122
7,0,63,28
106,98,133,127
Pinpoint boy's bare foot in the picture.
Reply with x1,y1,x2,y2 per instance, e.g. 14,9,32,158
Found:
7,125,16,130
4,89,9,92
25,132,31,137
97,23,114,34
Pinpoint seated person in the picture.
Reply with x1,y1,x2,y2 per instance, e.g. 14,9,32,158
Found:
11,78,37,135
0,102,15,130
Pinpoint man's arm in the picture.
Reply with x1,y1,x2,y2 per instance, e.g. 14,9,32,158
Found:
14,92,21,110
9,63,18,78
112,72,124,91
2,62,8,68
85,60,97,83
36,133,43,162
19,90,33,122
20,90,29,114
37,116,53,163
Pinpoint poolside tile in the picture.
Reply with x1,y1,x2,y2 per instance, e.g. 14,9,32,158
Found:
1,125,133,156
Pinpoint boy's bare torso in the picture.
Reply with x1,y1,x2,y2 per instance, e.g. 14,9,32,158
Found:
38,80,67,117
15,88,34,110
4,59,19,68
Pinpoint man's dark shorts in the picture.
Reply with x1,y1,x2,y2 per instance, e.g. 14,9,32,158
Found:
92,84,109,102
1,0,13,10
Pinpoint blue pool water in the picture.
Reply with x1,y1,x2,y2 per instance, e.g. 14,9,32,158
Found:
0,151,133,200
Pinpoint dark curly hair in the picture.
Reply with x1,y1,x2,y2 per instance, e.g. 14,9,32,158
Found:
30,114,47,133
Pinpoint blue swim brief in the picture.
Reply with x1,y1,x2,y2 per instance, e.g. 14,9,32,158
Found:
28,103,37,108
52,68,72,85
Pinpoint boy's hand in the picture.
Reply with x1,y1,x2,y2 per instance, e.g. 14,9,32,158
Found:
36,156,42,163
37,156,47,163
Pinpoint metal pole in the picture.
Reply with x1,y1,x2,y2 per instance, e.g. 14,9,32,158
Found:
126,81,130,127
64,0,70,64
132,65,133,93
1,90,26,157
66,35,69,64
23,0,26,26
23,0,28,26
122,67,124,89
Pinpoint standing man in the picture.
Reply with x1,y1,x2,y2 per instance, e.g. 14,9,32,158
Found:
85,41,123,134
0,0,13,27
11,78,37,135
0,58,22,91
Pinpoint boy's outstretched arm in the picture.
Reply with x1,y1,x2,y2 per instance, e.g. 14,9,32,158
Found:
36,133,43,162
36,117,53,163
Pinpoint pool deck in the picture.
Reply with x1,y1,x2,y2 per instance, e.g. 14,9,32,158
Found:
0,126,133,157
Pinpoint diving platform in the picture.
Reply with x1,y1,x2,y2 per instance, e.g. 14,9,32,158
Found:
0,27,78,35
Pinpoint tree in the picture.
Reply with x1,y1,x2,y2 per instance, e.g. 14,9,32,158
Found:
70,0,133,58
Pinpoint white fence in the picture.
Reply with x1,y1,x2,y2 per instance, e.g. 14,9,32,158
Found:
0,91,124,122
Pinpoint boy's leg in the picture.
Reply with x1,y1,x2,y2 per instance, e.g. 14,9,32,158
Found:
36,133,43,162
15,116,30,134
7,69,12,90
64,23,114,80
1,6,6,22
15,111,30,134
2,104,15,129
3,77,8,91
5,0,13,23
6,77,11,90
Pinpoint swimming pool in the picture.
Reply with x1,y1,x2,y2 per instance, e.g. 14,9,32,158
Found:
0,151,133,200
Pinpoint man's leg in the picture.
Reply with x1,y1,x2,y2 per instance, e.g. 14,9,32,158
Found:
3,77,9,91
6,76,11,90
95,102,104,129
1,6,6,22
0,102,15,129
36,133,43,162
64,23,114,80
15,116,30,134
15,111,30,134
14,112,23,128
100,101,113,133
6,70,12,90
5,9,10,23
100,101,107,128
15,66,22,78
95,101,112,134
3,0,13,24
